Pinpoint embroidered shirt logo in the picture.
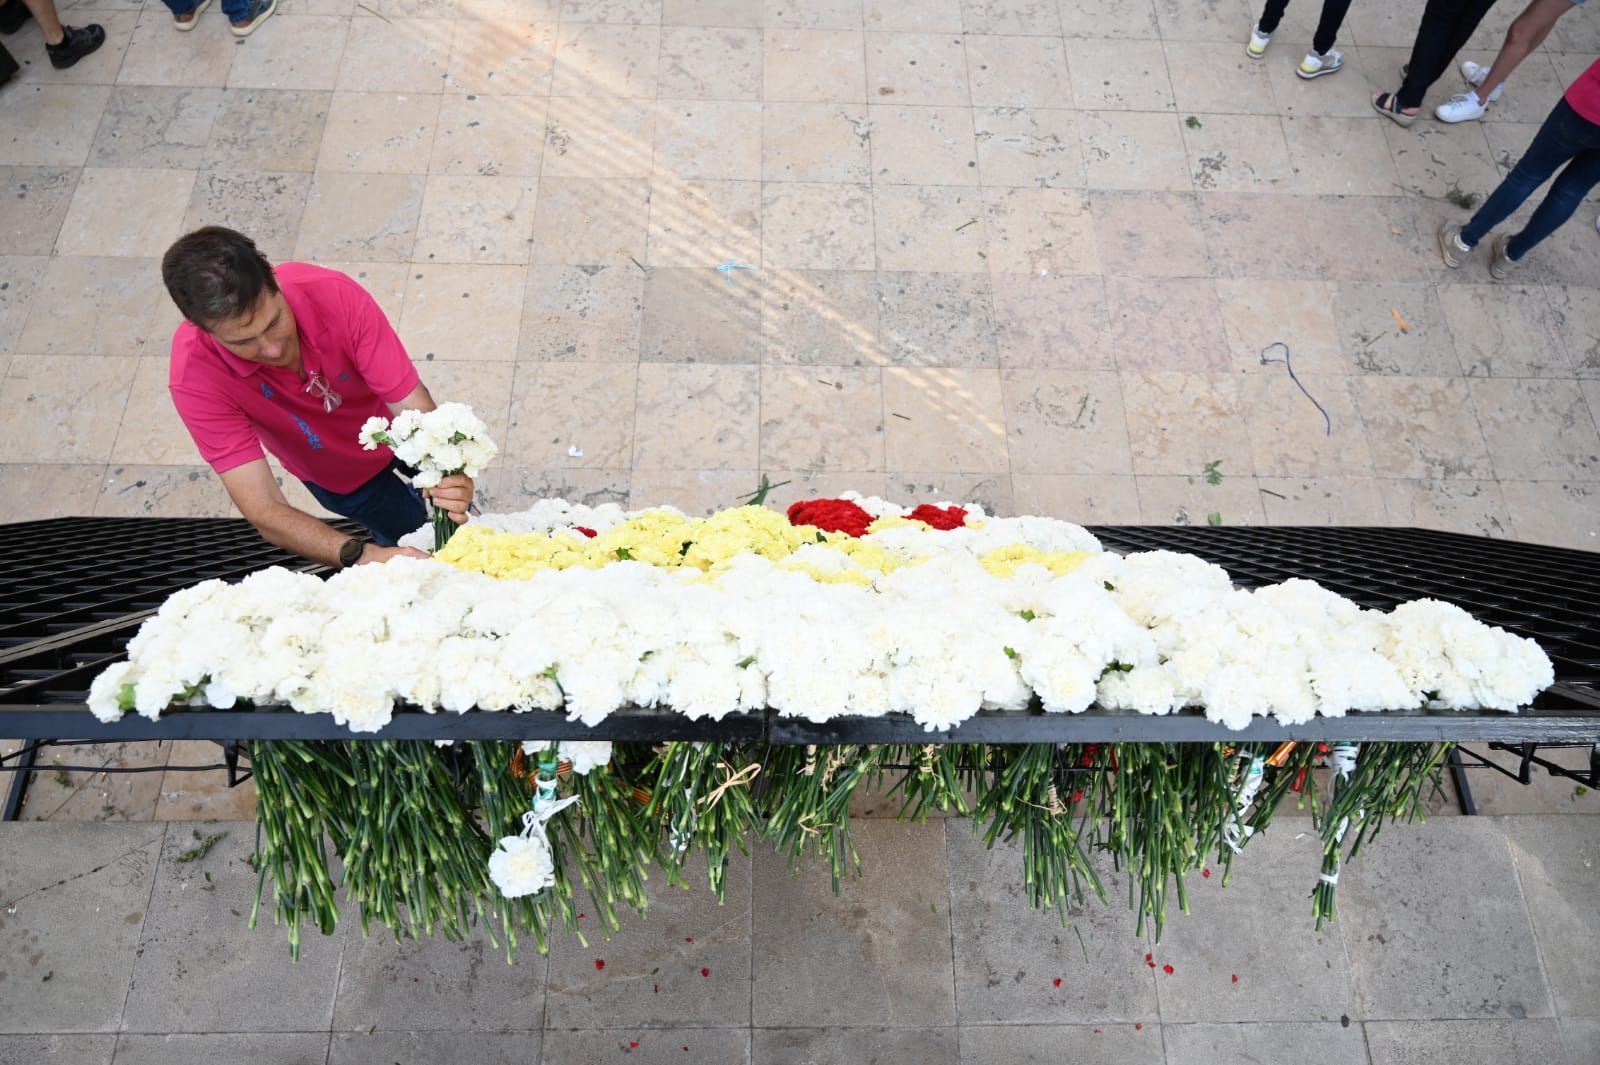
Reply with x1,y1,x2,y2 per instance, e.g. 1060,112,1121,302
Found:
260,383,275,399
293,416,324,450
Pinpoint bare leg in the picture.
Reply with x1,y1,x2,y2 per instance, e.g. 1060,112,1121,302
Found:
15,0,62,43
1476,0,1569,104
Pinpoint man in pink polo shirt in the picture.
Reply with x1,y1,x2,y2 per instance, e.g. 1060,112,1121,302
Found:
162,226,475,569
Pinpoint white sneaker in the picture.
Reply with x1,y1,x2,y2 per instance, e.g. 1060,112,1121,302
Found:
1461,60,1506,103
1297,48,1344,78
1436,91,1488,123
1247,23,1271,58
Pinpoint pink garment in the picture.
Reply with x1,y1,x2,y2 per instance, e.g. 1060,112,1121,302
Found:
168,263,420,494
1565,56,1600,126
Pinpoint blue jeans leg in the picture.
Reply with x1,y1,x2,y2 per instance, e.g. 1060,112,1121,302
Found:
1506,148,1600,260
1461,98,1600,250
301,460,428,547
159,0,260,22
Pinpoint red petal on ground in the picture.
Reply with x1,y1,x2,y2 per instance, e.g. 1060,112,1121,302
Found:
1232,974,1240,984
578,913,587,919
685,937,694,943
594,959,605,970
701,967,711,978
905,504,968,530
1163,964,1175,975
1135,1023,1144,1031
1053,978,1063,988
653,984,659,994
630,1041,639,1048
1202,868,1212,879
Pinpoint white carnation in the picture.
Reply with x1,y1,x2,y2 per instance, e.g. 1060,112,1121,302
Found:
488,834,555,897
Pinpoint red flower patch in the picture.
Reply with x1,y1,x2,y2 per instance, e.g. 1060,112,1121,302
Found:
574,527,597,539
786,499,874,538
906,504,968,530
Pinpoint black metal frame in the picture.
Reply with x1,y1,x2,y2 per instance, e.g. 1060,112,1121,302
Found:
3,518,1597,819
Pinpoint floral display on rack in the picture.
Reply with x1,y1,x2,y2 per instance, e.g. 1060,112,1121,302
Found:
357,402,497,550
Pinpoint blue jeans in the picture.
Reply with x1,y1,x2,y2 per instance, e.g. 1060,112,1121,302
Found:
1461,97,1600,260
302,458,427,547
159,0,266,22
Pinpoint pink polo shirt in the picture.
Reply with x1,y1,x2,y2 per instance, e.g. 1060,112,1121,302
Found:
169,263,420,494
1566,57,1600,125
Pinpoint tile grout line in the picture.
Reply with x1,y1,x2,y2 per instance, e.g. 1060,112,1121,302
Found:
1494,814,1566,1026
113,820,169,1046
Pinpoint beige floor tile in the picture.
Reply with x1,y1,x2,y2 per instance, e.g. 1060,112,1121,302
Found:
316,91,440,173
0,167,80,256
762,102,873,183
1066,38,1174,111
964,34,1070,108
959,0,1059,35
181,170,313,262
657,26,762,100
519,263,644,362
1335,281,1461,376
0,257,43,355
88,87,223,170
414,359,516,445
1164,40,1278,115
16,256,179,357
1059,0,1157,37
336,17,452,93
765,0,862,29
1151,0,1252,41
1009,472,1142,522
654,100,763,181
506,361,638,466
884,365,1007,471
1242,371,1371,477
1181,113,1295,191
1546,286,1600,379
868,103,979,185
321,261,411,323
1104,275,1229,372
980,186,1100,279
1258,477,1389,525
973,107,1083,188
865,32,970,105
446,18,558,95
225,16,348,91
1499,481,1600,552
1301,46,1403,122
413,175,539,264
541,97,656,178
1481,119,1541,176
1120,370,1251,477
203,89,331,172
1136,473,1264,525
397,263,528,361
110,357,197,466
1090,190,1206,278
1476,52,1567,126
1470,378,1600,482
759,468,890,509
876,271,997,367
629,467,755,513
863,0,962,32
647,178,763,268
764,182,875,269
294,172,426,261
0,463,107,520
95,463,236,516
1000,367,1128,474
15,739,168,821
1352,376,1494,479
0,354,136,463
11,12,137,89
759,365,886,470
886,471,1012,513
873,185,988,272
1378,478,1511,539
991,274,1111,370
55,167,194,259
0,85,111,167
153,744,259,822
760,268,883,366
118,16,234,88
562,0,662,21
491,466,631,510
553,23,660,97
1439,284,1571,378
530,177,651,265
1280,115,1401,196
429,94,547,177
763,28,868,102
633,363,761,468
1216,279,1347,376
639,265,762,362
1384,122,1501,200
1080,110,1191,191
1200,192,1433,281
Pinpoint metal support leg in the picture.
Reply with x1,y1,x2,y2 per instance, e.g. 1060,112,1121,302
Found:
2,739,42,822
1448,745,1477,816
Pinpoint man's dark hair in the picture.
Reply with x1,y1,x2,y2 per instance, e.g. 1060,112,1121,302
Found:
161,226,279,330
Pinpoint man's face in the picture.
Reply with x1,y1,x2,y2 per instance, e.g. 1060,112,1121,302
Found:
207,289,299,368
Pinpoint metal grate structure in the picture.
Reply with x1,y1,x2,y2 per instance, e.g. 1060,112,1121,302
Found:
2,518,1597,815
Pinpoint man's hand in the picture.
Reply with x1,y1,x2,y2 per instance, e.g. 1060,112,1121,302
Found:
359,543,430,564
426,473,475,525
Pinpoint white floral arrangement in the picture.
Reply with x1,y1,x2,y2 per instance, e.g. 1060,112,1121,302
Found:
358,402,498,490
86,495,1555,735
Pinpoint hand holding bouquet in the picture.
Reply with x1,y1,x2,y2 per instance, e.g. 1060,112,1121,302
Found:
359,403,498,550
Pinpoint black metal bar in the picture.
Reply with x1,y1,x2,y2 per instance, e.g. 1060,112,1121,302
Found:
1447,745,1477,816
1,738,39,822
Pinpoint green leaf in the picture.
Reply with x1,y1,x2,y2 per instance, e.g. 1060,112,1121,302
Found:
1185,115,1202,129
737,655,756,669
815,531,826,543
1203,459,1223,486
615,547,632,560
1103,581,1116,592
117,683,136,712
679,541,693,557
1019,609,1036,622
1003,646,1019,659
1207,512,1222,527
640,651,654,661
176,830,228,864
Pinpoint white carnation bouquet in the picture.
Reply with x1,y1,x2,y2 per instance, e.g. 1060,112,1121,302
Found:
359,402,498,550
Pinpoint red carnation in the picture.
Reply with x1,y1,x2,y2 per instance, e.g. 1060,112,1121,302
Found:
906,504,968,530
574,526,597,538
786,499,874,538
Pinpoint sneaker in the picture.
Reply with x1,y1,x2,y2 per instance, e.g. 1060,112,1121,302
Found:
1247,22,1271,59
230,0,276,37
1461,60,1506,103
1436,90,1488,123
0,0,33,35
1439,221,1471,269
1297,48,1343,78
45,23,105,69
1490,234,1516,279
173,0,212,31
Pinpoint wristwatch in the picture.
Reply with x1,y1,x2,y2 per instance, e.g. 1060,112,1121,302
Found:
338,537,368,569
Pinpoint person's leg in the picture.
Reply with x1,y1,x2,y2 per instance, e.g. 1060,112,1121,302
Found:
1257,0,1293,34
16,0,102,65
1310,0,1355,54
1396,0,1463,110
1505,147,1600,259
1473,0,1570,103
302,463,427,547
1460,99,1584,247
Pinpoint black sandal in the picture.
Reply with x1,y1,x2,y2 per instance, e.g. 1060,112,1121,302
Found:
1372,91,1418,127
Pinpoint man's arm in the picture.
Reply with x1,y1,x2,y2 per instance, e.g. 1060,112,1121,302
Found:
1479,0,1571,102
219,458,425,566
384,381,476,525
